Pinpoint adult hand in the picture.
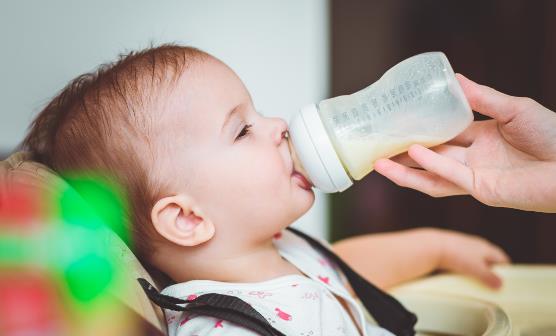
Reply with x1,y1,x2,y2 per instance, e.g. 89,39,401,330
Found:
375,74,556,213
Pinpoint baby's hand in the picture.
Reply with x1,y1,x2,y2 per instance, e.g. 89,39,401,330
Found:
434,229,510,289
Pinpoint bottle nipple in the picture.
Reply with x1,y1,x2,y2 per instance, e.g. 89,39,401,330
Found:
286,132,312,185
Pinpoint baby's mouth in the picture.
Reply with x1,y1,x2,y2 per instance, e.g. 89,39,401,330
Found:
292,170,313,191
285,132,313,190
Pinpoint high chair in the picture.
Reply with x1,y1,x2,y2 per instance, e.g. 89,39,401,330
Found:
0,152,167,335
2,152,555,336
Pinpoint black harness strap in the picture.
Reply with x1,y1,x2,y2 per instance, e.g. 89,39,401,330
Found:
138,227,417,335
287,227,417,336
137,278,285,336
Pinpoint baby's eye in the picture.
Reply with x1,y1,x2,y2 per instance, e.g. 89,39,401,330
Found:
236,124,252,141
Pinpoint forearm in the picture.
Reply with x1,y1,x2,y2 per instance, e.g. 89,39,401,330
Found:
332,228,443,290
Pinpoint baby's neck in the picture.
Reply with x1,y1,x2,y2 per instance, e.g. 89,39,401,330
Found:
167,239,304,284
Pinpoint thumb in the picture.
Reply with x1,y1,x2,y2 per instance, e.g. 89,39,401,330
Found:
456,73,518,124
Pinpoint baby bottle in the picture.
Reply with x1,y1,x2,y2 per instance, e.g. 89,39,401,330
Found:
288,52,473,193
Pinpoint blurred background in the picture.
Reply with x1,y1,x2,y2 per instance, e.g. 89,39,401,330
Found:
0,0,330,238
1,0,556,260
328,0,556,264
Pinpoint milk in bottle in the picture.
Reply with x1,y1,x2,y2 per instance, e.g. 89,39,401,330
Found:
288,52,473,193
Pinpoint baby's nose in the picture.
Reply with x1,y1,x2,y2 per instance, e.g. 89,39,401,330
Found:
271,118,288,144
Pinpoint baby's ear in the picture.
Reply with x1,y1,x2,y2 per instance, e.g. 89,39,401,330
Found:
151,194,215,247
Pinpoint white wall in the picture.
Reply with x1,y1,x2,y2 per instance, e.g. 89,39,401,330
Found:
0,0,330,239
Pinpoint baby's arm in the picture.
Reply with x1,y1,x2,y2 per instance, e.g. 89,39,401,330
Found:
332,228,510,290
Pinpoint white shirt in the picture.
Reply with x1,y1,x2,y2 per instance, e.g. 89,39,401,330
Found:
162,229,393,336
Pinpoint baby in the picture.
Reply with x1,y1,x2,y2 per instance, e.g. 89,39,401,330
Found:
22,45,509,335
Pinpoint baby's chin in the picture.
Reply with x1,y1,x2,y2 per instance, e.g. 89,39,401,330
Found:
291,175,315,204
288,188,316,221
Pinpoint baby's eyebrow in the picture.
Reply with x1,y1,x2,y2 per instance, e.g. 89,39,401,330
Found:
221,104,241,133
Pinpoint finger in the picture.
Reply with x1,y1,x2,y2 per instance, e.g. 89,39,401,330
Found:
457,258,503,289
430,144,467,164
389,152,420,168
374,158,466,197
456,73,518,123
408,144,475,192
474,264,503,289
486,245,511,265
390,144,467,168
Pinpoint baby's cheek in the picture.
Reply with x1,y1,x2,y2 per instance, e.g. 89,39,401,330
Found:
264,158,288,186
246,168,283,200
225,151,287,195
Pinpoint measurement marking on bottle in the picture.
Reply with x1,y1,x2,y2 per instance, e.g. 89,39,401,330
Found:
331,59,448,131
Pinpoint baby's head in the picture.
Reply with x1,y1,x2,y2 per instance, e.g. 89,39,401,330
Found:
23,45,314,280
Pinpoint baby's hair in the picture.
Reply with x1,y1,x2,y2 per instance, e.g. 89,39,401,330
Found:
22,44,209,277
